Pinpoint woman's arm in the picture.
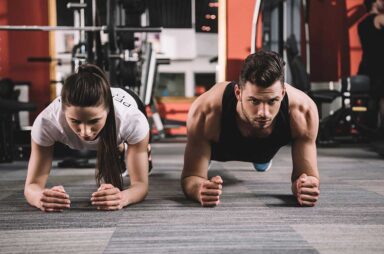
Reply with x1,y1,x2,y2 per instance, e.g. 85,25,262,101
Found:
122,132,149,206
24,140,70,211
91,133,149,210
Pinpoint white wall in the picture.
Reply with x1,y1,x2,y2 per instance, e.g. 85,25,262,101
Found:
158,29,218,97
160,29,197,60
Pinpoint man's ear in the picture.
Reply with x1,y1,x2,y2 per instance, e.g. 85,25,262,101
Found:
234,84,242,101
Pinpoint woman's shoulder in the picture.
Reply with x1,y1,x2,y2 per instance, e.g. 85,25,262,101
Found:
34,97,62,124
111,88,140,110
31,97,65,146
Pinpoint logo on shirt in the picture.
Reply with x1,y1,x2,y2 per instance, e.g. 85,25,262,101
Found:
113,93,132,108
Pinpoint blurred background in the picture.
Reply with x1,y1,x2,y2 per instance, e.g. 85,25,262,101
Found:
1,0,383,163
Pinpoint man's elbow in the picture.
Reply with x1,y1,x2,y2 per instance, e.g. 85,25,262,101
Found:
180,176,190,198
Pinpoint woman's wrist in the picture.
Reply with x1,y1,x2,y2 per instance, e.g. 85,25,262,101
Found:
25,187,43,209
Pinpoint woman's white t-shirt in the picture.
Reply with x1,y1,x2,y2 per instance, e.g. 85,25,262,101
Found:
31,88,149,150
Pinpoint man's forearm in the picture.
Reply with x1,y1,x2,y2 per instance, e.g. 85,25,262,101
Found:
181,175,207,202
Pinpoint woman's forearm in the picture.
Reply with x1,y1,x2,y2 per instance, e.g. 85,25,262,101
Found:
121,181,148,207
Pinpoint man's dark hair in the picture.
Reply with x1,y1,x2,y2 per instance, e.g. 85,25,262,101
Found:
239,50,285,88
364,0,375,11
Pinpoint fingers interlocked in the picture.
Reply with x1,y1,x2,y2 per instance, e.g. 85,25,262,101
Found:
91,183,123,211
40,185,71,212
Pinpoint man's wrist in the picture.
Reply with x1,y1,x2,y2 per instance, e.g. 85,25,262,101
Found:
182,175,206,200
291,180,299,197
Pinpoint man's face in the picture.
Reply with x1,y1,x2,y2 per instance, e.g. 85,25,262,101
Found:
235,81,286,130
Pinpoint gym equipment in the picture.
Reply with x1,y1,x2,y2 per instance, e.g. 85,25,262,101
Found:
251,0,289,58
319,75,371,143
138,41,172,140
1,1,164,165
0,0,161,81
0,79,36,163
0,25,160,32
285,34,372,145
2,1,162,114
251,0,262,53
285,34,341,120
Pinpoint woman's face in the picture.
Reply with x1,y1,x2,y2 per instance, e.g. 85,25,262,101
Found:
64,104,108,141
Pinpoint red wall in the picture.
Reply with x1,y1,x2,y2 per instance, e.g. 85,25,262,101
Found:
0,0,50,120
224,0,365,84
308,0,365,83
226,0,260,82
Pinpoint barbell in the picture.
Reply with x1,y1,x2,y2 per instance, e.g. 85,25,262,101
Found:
0,25,161,33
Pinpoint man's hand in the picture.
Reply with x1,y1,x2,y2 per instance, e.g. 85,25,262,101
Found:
199,175,223,207
292,173,320,207
40,185,71,212
91,184,123,211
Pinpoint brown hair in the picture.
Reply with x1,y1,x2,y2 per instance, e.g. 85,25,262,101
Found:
239,50,285,88
61,64,123,190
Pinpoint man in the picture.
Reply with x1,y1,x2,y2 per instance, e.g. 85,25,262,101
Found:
358,0,384,130
181,51,320,207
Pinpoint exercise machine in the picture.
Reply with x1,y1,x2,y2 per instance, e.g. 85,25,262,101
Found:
285,34,372,145
0,79,36,163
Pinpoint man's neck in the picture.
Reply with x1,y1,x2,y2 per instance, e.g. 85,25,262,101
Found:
235,109,274,138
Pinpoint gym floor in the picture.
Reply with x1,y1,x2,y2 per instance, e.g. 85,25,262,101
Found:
0,142,384,254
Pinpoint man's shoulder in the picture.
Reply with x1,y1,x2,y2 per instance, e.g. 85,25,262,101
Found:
190,82,229,115
286,84,319,139
187,82,229,141
286,83,314,106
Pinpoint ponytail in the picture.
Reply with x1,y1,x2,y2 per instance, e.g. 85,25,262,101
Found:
62,64,123,190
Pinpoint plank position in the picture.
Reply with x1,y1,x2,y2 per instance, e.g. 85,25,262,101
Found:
25,64,150,212
181,51,320,207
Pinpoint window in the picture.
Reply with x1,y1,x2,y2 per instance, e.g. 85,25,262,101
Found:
155,73,185,97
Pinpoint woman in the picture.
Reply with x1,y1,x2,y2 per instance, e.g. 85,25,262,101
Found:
24,64,150,212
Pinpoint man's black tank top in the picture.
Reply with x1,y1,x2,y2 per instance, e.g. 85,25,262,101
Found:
210,82,292,163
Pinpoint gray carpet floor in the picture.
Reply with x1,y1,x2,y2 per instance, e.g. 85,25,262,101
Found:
0,143,384,254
